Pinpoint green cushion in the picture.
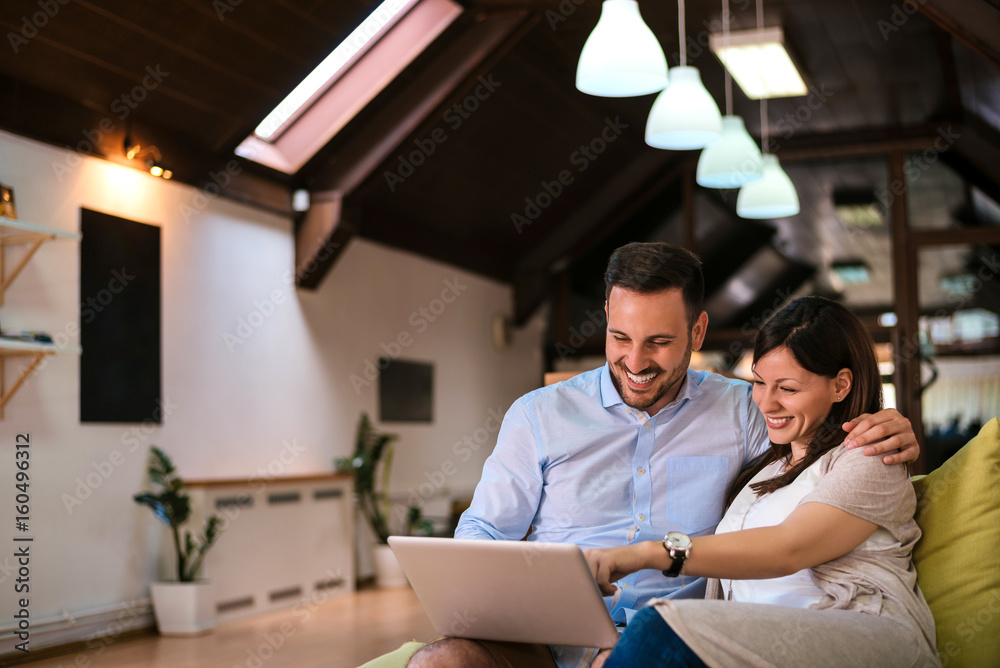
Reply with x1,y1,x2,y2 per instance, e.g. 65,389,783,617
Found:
912,418,1000,667
356,641,425,668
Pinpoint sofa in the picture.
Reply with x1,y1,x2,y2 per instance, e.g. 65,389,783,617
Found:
361,418,1000,668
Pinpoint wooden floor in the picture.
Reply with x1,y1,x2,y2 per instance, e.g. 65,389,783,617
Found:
19,585,436,668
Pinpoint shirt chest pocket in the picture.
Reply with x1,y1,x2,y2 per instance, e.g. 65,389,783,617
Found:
665,456,729,534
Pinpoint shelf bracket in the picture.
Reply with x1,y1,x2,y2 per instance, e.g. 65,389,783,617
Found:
0,351,48,420
0,232,53,307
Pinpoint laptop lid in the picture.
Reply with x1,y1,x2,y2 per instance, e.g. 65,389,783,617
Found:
388,536,619,648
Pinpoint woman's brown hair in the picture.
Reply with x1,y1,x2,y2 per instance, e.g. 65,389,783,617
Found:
726,296,884,505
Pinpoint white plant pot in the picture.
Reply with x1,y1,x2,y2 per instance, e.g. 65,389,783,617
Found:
150,581,215,636
373,543,408,587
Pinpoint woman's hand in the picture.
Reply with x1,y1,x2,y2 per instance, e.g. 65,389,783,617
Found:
585,544,655,595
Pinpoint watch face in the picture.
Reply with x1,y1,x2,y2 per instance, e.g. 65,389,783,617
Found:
665,532,692,550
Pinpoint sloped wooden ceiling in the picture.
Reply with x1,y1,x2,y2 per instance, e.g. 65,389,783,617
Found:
1,0,999,330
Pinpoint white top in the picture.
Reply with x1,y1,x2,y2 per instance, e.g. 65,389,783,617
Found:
718,458,825,607
716,456,901,608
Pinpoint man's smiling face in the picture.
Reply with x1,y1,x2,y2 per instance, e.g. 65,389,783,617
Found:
605,286,707,416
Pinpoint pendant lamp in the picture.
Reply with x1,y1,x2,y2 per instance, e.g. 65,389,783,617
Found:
696,0,762,187
697,115,762,188
735,0,799,217
576,0,668,97
736,155,799,218
645,0,722,150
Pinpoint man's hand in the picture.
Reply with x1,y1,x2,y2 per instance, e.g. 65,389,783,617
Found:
843,408,919,465
585,545,651,596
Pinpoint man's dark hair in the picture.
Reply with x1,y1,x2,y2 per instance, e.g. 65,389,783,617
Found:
604,241,705,326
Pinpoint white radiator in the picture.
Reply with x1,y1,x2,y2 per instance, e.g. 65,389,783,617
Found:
186,473,355,623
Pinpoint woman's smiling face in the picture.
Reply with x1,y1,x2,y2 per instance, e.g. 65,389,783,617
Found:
752,346,851,455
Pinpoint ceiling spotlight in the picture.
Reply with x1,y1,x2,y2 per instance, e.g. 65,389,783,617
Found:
124,136,141,160
143,157,171,179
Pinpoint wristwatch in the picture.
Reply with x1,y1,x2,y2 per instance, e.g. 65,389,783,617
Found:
661,531,692,578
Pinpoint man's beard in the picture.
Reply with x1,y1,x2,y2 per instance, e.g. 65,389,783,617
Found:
609,361,683,411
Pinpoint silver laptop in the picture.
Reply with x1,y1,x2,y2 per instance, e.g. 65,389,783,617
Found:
388,536,619,648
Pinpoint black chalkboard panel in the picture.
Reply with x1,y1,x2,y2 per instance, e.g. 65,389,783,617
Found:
378,358,433,423
80,209,161,423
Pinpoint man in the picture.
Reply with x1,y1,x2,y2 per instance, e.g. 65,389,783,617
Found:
409,242,918,668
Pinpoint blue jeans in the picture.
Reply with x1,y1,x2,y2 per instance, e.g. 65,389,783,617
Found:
602,607,707,667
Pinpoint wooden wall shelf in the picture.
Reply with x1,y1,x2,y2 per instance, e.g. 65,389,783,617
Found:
0,216,82,419
0,216,82,306
0,339,81,420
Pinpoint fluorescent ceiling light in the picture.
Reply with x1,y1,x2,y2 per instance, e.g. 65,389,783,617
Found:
709,27,807,99
237,0,462,174
256,0,417,141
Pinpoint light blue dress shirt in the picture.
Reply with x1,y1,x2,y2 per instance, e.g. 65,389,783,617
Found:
456,363,769,625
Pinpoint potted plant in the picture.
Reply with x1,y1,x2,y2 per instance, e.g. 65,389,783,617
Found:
134,446,222,635
335,413,410,586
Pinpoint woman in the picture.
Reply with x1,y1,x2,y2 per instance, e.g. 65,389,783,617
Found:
586,297,939,668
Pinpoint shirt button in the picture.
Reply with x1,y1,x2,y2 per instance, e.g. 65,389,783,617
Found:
644,422,651,429
637,467,646,475
638,514,645,521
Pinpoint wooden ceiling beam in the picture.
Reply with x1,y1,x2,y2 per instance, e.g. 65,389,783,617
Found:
946,122,1000,206
917,0,1000,71
305,9,536,195
0,74,293,216
772,125,944,162
510,154,687,324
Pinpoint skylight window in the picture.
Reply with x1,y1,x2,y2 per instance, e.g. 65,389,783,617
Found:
255,0,416,141
237,0,462,174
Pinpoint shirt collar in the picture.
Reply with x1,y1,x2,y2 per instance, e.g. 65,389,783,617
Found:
600,363,703,414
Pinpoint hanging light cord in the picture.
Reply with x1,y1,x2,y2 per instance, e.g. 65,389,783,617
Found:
723,0,732,116
678,0,687,67
757,0,768,154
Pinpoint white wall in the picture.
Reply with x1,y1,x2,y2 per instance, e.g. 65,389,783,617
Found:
0,130,543,633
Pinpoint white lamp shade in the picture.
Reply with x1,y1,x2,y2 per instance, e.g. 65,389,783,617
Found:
696,116,763,188
645,66,723,150
736,154,800,218
576,0,668,97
